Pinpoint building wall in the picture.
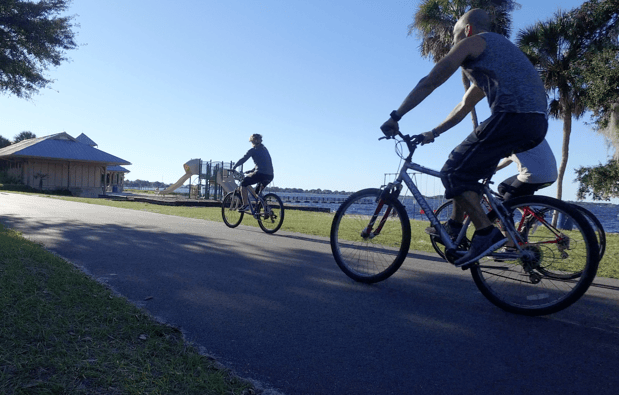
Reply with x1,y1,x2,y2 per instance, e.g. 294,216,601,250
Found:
20,160,105,197
3,159,125,198
69,162,101,188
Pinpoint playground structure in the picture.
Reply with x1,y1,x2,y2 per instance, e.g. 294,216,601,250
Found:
158,159,239,200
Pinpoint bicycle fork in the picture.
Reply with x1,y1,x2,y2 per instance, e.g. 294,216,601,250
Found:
360,185,400,239
361,201,392,239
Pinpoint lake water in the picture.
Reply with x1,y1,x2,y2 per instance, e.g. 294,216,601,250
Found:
276,192,619,234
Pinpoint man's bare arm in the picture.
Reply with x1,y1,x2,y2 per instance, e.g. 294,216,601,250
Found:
420,84,485,143
433,85,485,135
396,35,486,117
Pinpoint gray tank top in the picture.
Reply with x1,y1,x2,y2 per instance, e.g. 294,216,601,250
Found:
463,32,547,115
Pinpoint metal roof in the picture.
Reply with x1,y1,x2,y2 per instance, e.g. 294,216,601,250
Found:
76,133,98,147
0,132,131,166
106,165,130,173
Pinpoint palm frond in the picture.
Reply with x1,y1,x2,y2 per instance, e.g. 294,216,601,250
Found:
409,0,521,63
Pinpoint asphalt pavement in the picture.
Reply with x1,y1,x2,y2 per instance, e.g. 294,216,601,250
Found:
1,192,618,395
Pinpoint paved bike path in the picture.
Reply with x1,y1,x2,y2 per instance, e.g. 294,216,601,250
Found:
1,193,619,395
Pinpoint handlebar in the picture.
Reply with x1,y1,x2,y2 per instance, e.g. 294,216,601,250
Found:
227,169,245,181
228,169,254,177
379,132,425,161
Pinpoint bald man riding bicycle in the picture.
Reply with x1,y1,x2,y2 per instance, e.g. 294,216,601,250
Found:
380,8,548,268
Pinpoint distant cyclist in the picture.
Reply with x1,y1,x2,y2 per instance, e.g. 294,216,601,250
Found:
232,134,274,211
495,139,557,200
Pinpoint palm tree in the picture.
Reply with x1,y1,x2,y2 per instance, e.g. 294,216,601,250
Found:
517,0,619,201
13,131,36,143
409,0,521,127
517,11,586,202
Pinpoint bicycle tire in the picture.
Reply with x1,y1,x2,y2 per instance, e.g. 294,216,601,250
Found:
221,191,244,228
429,199,472,261
573,204,606,260
257,193,285,234
469,195,599,316
330,188,411,284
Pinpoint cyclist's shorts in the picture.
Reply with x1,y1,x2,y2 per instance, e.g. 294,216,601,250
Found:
241,172,274,188
440,112,547,199
498,175,554,200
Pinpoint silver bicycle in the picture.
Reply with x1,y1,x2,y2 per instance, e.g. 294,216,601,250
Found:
330,132,600,316
221,170,284,234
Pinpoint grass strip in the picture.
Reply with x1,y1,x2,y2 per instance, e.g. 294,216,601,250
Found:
0,224,254,395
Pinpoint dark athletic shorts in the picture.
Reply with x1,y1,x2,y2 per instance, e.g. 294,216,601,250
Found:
241,172,274,190
440,112,548,199
498,175,554,200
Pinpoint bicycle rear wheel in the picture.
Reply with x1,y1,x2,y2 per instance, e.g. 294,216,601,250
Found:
573,204,606,260
221,191,244,228
470,195,599,316
330,188,411,284
257,193,284,234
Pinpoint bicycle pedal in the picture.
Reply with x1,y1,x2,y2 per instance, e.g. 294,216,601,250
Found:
460,262,475,271
444,248,460,265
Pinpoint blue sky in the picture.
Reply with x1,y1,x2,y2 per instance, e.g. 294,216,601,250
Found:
1,0,616,203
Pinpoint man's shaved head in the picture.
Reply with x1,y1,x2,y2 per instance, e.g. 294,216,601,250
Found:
459,8,491,32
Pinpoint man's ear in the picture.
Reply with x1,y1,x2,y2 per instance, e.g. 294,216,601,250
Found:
465,24,473,37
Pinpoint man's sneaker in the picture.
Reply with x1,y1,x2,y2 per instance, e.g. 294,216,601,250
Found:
238,205,250,212
454,227,507,269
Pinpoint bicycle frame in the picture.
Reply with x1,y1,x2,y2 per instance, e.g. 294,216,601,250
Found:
375,136,526,263
387,161,460,252
238,184,269,218
515,206,571,251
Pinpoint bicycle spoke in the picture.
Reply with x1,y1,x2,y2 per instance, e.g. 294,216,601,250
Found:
257,193,284,234
471,195,599,316
330,189,411,283
221,192,244,228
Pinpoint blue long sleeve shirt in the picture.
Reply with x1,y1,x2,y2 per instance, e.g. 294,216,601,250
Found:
234,145,274,175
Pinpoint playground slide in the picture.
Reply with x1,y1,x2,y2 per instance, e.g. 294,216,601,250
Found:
216,169,239,194
159,173,192,194
158,159,201,195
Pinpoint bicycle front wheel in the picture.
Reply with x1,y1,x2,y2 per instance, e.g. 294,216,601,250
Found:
221,191,244,228
470,195,599,316
330,188,411,284
257,193,284,234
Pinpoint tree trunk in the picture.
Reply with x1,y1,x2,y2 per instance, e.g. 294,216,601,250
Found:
461,70,479,129
556,115,572,202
